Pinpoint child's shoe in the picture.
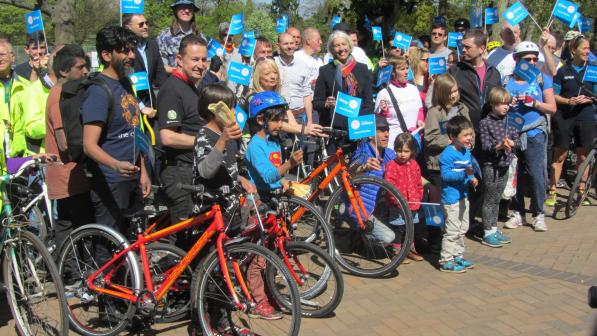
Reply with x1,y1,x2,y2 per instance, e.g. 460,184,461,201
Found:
504,211,526,229
494,230,512,244
439,260,466,273
481,233,503,248
454,256,474,269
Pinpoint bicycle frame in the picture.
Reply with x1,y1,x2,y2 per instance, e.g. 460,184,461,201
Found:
86,204,252,310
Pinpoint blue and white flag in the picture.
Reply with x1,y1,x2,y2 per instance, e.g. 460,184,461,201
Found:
276,17,288,33
121,0,144,14
507,112,526,131
567,12,581,28
129,72,149,91
243,31,255,39
330,15,342,29
429,57,447,75
235,105,248,130
422,204,444,227
584,65,597,83
372,26,383,42
239,37,256,57
392,32,412,51
335,92,361,118
447,32,463,48
552,0,579,24
407,67,414,81
470,0,483,28
375,65,392,87
229,13,244,35
348,114,376,140
25,10,43,34
502,2,530,26
579,17,593,33
207,39,226,58
514,60,541,83
485,8,499,25
135,127,155,167
227,61,252,86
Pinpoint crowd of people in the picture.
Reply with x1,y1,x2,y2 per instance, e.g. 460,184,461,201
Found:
0,0,595,311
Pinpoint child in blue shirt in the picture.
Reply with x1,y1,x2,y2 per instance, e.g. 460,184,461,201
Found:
439,116,478,273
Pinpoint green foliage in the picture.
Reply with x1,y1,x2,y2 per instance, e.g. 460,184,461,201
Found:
145,0,174,37
246,9,277,44
0,5,52,46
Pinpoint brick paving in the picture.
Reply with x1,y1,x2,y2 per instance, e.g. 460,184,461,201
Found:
1,202,596,335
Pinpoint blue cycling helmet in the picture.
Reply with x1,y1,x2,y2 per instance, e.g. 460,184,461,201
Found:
248,91,288,119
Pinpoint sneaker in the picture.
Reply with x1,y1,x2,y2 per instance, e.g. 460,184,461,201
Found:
481,233,503,248
494,230,512,244
439,261,466,273
504,212,526,229
532,214,548,232
248,301,283,320
454,256,474,269
545,190,557,207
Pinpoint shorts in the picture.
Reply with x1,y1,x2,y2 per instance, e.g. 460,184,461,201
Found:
552,115,596,150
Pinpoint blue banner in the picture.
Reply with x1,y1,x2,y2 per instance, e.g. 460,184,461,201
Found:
135,128,155,167
507,112,525,131
129,72,150,91
579,17,593,33
227,61,252,86
207,38,226,58
375,65,393,87
470,0,483,28
447,32,463,48
584,65,597,83
502,2,529,26
330,15,342,29
429,57,447,75
553,0,578,24
348,114,376,140
235,105,248,130
513,60,541,83
243,31,255,39
372,26,382,42
25,10,43,34
121,0,144,14
335,92,361,118
239,37,256,57
422,204,444,227
229,13,244,35
407,67,413,81
392,32,412,51
485,8,499,25
563,11,581,29
364,16,372,31
276,17,288,33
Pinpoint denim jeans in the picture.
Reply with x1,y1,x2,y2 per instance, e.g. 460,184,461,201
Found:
512,132,547,217
366,209,396,245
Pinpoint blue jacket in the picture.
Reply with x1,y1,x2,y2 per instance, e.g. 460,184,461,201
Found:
439,145,474,205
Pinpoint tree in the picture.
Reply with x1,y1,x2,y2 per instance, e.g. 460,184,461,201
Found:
246,9,277,44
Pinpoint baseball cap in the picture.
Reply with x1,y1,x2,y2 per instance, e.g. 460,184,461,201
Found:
375,115,390,131
564,30,582,41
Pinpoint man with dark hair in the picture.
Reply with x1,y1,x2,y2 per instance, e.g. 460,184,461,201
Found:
429,20,452,60
81,26,150,240
157,34,208,235
14,33,48,82
254,36,273,59
454,18,470,34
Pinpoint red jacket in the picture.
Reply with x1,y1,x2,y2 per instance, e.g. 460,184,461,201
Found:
384,159,424,211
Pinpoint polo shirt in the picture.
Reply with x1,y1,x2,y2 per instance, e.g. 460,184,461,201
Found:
274,56,312,110
553,62,597,121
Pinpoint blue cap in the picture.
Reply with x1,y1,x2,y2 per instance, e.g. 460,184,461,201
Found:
170,0,198,11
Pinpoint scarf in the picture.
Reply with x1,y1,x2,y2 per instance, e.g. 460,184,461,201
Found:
334,56,358,96
390,79,407,88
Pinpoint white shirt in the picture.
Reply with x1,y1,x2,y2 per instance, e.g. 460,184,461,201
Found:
487,47,545,80
374,83,422,149
323,46,373,70
294,49,324,90
274,56,312,110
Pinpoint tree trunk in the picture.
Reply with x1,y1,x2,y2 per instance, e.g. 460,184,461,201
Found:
438,0,448,17
51,0,76,44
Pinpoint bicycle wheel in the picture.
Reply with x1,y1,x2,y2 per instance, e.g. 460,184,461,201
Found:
566,149,596,218
146,243,192,323
283,195,335,257
57,225,141,336
191,242,301,336
268,241,343,318
3,229,69,336
324,175,414,277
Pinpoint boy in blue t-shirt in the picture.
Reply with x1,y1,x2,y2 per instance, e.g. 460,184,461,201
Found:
439,116,478,273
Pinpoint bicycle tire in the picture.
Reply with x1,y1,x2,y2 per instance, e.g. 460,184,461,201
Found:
268,240,344,318
566,148,596,218
191,242,301,336
3,229,69,336
324,175,414,277
283,195,335,257
57,225,141,336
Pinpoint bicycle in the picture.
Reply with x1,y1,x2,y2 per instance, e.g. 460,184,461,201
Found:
565,140,597,218
2,158,68,335
58,183,301,336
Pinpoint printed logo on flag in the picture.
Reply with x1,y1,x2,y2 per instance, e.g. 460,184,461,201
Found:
243,31,255,39
429,57,447,75
330,15,342,29
335,92,361,118
584,65,597,83
235,105,248,130
276,17,288,33
392,32,412,51
372,26,383,41
129,72,150,91
485,8,499,25
422,204,444,227
227,61,252,86
514,60,541,83
348,114,376,140
228,13,244,35
239,37,256,57
121,0,144,14
507,112,526,131
553,0,578,24
25,10,43,34
375,65,393,87
207,39,226,58
502,2,529,26
447,32,463,48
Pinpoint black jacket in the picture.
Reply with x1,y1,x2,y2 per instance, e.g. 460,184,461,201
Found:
133,38,169,108
313,61,373,129
448,60,501,130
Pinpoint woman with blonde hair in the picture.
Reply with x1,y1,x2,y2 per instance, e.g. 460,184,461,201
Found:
409,47,431,103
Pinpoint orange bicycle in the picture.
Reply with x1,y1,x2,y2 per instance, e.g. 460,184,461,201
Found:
57,185,301,336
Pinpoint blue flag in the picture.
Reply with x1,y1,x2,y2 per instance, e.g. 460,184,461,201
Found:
239,37,256,57
135,128,155,167
563,11,581,29
584,65,597,83
276,17,288,33
422,204,444,227
552,0,578,24
335,92,361,118
470,0,483,28
207,39,226,58
330,15,342,29
485,8,499,25
372,26,383,42
392,32,412,51
375,65,392,87
579,17,593,33
447,32,462,48
502,2,529,26
243,31,255,39
348,114,376,140
507,112,526,131
429,57,447,75
514,60,541,83
229,13,244,35
407,67,413,81
235,105,248,130
129,72,150,91
227,61,252,86
364,16,372,31
121,0,144,14
25,10,43,34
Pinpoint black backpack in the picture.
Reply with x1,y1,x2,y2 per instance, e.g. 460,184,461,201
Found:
59,73,114,163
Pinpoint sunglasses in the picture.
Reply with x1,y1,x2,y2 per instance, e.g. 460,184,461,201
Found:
137,21,148,28
431,32,445,37
522,57,539,62
420,58,429,62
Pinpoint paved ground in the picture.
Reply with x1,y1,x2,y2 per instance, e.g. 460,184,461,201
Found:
1,197,597,335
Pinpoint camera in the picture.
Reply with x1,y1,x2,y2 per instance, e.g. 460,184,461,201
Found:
589,286,597,309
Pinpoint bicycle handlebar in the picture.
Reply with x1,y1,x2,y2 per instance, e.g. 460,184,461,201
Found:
321,127,348,138
176,183,205,194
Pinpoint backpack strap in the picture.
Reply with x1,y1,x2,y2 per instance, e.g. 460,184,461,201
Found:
86,73,115,128
386,84,409,133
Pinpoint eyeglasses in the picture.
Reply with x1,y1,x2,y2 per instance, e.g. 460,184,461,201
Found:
522,57,539,63
0,52,13,59
431,32,445,37
137,21,148,28
420,58,429,62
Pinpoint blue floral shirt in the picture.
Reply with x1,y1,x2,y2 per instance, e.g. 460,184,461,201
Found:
157,26,204,68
